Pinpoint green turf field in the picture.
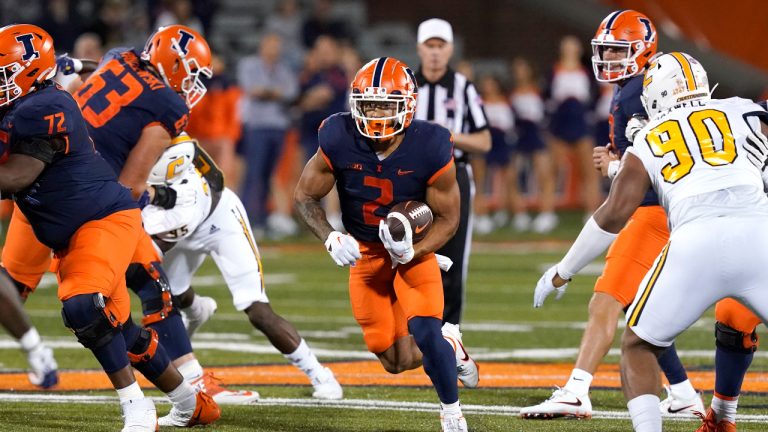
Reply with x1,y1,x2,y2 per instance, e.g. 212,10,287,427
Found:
1,212,766,431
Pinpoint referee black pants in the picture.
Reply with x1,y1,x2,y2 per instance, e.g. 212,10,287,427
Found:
438,161,473,325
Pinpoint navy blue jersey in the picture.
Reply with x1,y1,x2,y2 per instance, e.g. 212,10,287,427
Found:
611,75,659,206
319,114,454,242
0,83,136,250
74,48,189,176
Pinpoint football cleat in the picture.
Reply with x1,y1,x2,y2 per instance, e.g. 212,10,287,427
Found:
520,386,592,419
158,389,221,427
26,344,58,389
182,295,218,338
121,397,158,432
442,323,479,388
659,384,705,416
695,407,737,432
311,367,343,400
440,410,468,432
192,371,260,405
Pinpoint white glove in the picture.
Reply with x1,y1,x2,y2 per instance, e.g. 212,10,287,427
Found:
533,264,569,308
324,231,361,267
169,179,197,207
435,254,453,272
379,219,415,268
625,114,649,143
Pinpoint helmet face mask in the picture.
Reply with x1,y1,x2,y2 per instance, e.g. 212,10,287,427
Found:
591,10,657,83
349,57,417,140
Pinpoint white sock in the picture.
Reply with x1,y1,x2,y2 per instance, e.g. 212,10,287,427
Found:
441,400,462,416
177,359,204,383
627,394,662,432
670,379,697,400
19,328,41,352
285,339,323,380
116,381,145,405
712,395,738,424
166,381,197,412
563,368,593,396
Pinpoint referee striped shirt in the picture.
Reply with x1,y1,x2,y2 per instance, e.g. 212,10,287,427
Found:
414,67,488,163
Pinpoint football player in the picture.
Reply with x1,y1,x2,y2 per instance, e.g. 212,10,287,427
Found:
535,52,768,432
295,57,467,432
141,133,343,400
522,10,704,419
0,24,219,431
6,24,258,408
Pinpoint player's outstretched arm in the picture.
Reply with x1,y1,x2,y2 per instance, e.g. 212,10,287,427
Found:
0,154,46,194
416,161,460,258
294,150,337,241
120,125,173,200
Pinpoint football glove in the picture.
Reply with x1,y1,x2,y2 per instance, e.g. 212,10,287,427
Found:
379,219,415,268
169,179,197,208
151,185,177,209
56,54,82,76
533,264,569,308
625,114,649,143
324,231,361,267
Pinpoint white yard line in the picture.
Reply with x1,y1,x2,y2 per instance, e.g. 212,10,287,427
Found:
0,393,765,423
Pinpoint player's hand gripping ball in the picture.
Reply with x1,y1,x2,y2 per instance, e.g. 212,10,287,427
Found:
386,201,433,243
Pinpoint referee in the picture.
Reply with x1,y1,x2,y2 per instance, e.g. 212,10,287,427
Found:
414,18,490,386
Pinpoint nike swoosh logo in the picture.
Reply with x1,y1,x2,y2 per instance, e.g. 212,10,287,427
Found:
397,169,414,176
556,399,582,407
414,224,427,234
667,404,695,414
456,340,470,362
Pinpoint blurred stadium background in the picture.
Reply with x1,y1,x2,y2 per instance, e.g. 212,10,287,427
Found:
1,0,768,430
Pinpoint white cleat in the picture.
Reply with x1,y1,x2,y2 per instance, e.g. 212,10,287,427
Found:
26,344,58,389
121,397,158,432
440,411,468,432
442,323,479,388
192,371,260,405
183,296,218,338
311,367,343,400
520,386,592,419
659,385,705,416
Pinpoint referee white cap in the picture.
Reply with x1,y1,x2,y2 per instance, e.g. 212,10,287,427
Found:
417,18,453,44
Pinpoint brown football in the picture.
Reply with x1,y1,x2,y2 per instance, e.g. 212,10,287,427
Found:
386,201,433,243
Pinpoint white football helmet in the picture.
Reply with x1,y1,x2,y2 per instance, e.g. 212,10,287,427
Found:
641,52,710,118
148,133,196,185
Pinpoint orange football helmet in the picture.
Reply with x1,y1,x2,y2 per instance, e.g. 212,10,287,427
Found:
349,57,418,140
141,25,212,108
591,10,657,82
0,24,56,107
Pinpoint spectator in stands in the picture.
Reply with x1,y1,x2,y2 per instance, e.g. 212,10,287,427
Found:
156,0,204,35
237,32,299,238
301,0,349,48
544,35,599,226
509,57,556,233
266,0,304,71
186,54,242,186
36,0,82,52
297,35,347,230
474,74,518,235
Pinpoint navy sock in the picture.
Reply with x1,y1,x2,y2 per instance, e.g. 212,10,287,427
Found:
408,316,458,404
715,345,753,398
657,343,688,385
147,313,193,360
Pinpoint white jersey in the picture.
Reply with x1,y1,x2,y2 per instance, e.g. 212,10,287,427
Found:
142,165,213,241
628,97,768,230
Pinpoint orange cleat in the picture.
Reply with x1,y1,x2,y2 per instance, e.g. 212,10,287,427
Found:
695,408,736,432
192,371,260,405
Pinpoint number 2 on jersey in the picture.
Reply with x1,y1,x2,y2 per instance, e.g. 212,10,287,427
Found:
646,108,736,183
362,176,393,225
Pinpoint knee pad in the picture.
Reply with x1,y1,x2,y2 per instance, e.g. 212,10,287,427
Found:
0,266,34,300
122,319,170,380
126,262,176,326
61,293,121,349
715,321,758,353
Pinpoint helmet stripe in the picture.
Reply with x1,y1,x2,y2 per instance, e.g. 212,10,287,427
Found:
604,9,626,34
372,57,388,87
670,52,697,91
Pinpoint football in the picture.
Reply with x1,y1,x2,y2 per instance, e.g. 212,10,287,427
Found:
386,200,433,243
